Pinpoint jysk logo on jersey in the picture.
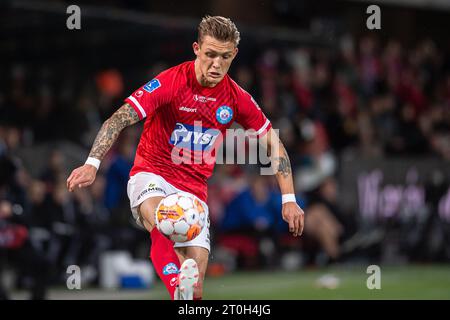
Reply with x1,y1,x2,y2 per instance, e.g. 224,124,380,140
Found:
163,263,179,275
169,123,220,151
143,79,161,93
216,106,233,124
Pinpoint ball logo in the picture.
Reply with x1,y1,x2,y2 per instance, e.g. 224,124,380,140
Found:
216,106,233,124
163,263,179,275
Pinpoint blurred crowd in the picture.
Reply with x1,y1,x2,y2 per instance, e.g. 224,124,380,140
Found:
1,34,449,298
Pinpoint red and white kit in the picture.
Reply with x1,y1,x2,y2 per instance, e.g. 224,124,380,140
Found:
125,60,271,250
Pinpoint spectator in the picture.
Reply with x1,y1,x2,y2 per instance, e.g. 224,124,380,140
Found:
0,153,50,300
217,171,306,269
303,176,346,263
0,29,448,283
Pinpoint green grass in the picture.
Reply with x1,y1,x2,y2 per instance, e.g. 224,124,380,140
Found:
123,264,450,300
11,264,450,300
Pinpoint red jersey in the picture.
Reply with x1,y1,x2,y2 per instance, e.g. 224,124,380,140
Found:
124,61,271,202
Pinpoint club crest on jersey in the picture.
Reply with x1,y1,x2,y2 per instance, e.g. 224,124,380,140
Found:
216,105,233,124
169,123,220,151
143,79,161,93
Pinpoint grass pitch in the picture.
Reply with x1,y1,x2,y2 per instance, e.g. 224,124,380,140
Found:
200,264,450,300
12,264,449,300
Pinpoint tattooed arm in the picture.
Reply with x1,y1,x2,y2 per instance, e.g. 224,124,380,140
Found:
88,103,140,160
258,128,304,236
67,103,140,192
259,128,295,193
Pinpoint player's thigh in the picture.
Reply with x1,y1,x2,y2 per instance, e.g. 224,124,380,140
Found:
138,196,164,230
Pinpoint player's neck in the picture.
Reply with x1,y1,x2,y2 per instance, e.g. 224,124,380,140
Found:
194,59,219,88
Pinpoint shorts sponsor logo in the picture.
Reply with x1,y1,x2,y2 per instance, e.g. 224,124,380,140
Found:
136,183,166,201
163,263,179,275
143,79,161,93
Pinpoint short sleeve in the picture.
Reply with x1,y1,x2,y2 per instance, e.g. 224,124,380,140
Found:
124,69,173,120
235,88,271,137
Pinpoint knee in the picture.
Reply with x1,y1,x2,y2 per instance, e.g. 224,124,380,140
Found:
138,199,163,231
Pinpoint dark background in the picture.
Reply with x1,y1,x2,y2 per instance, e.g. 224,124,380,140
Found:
0,0,449,299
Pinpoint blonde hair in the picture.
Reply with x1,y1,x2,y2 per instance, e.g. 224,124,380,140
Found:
198,15,240,47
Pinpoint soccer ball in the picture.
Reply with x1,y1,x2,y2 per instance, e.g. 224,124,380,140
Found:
155,192,206,243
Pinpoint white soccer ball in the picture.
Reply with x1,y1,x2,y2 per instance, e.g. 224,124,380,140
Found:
159,219,175,235
155,192,206,243
173,220,190,235
185,209,200,225
199,212,206,227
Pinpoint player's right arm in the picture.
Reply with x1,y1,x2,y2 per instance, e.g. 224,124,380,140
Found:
66,103,140,192
67,69,173,192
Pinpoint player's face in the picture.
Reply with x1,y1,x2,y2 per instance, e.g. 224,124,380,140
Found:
193,35,238,87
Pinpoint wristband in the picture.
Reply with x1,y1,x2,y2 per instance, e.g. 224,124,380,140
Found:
282,194,296,204
85,157,101,170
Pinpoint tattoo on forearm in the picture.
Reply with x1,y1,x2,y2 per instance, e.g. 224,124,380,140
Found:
89,103,140,160
275,149,292,178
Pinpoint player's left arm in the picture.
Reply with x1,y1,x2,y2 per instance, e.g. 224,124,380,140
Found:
258,128,305,237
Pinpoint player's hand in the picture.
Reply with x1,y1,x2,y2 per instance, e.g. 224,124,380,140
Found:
282,202,305,237
66,164,97,192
